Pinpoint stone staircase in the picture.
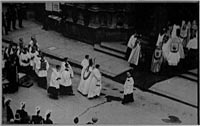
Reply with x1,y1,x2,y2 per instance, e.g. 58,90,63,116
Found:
94,42,127,60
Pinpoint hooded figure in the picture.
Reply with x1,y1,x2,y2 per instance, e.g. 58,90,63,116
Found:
5,98,14,122
43,110,53,124
31,106,43,124
48,65,61,99
16,102,30,124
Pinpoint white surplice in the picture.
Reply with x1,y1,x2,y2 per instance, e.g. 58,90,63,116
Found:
36,59,49,77
124,77,134,95
50,68,61,89
60,70,72,87
61,61,74,78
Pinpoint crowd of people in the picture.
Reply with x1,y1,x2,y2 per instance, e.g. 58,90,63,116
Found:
126,19,198,73
2,4,25,35
3,97,53,124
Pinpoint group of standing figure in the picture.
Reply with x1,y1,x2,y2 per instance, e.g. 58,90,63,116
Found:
78,55,102,99
151,20,198,73
2,4,25,35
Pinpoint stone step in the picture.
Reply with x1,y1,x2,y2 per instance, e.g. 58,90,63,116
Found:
94,44,126,60
100,42,127,54
177,73,198,82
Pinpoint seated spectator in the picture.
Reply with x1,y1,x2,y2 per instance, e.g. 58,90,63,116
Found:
30,106,43,124
14,113,21,124
43,110,53,124
16,102,30,124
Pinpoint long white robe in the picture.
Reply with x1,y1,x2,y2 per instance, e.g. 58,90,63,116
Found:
61,61,74,78
50,68,61,89
60,70,72,87
80,66,93,95
78,59,89,92
36,59,49,77
124,77,134,95
127,34,136,48
87,68,102,98
128,43,141,66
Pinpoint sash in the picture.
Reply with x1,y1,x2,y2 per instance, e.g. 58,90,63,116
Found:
83,67,91,80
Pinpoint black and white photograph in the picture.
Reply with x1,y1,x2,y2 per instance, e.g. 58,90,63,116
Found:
1,1,199,125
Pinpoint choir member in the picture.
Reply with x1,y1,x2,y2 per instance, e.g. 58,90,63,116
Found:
36,55,49,89
29,46,39,71
48,65,61,99
61,57,74,78
18,47,31,73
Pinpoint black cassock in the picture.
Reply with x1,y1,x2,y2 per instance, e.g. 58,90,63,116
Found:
44,118,53,124
6,105,14,122
16,109,30,124
31,115,43,124
7,54,19,93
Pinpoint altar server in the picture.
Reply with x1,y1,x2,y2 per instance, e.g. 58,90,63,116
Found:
122,72,134,104
60,63,74,95
36,55,49,89
61,57,74,78
48,65,61,99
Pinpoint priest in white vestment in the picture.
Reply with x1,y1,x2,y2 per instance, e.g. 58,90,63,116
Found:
87,64,102,99
78,55,89,93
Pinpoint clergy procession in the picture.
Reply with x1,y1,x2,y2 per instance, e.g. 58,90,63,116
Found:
2,2,198,125
126,20,198,73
